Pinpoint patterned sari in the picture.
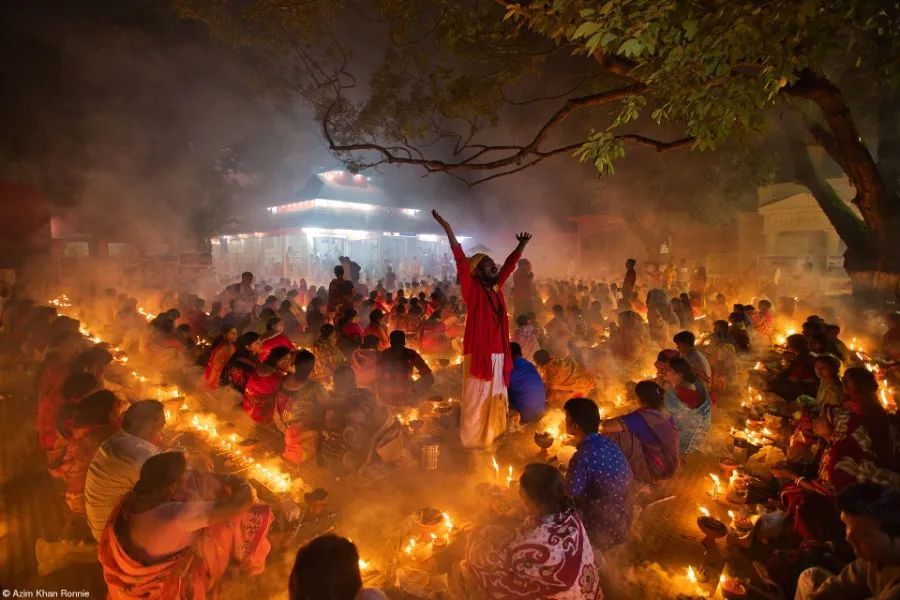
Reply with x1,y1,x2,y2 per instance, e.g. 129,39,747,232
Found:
461,510,602,599
664,382,712,454
782,408,899,544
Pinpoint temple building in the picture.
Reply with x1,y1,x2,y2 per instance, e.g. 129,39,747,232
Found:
211,169,464,280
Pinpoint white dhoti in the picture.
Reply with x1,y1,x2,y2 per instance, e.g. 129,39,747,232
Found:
460,353,509,449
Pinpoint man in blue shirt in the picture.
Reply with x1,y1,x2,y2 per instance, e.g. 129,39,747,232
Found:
508,342,547,423
564,397,634,552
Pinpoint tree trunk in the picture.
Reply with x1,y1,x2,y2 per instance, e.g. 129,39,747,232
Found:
785,70,900,299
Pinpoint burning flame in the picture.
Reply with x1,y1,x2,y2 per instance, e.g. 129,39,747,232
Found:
709,473,722,495
687,566,697,583
698,506,710,517
491,456,500,476
506,465,514,487
358,559,370,571
403,538,417,555
442,512,454,533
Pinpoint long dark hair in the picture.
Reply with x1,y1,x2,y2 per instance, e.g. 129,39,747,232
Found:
73,389,119,427
132,452,186,505
667,357,697,384
635,380,665,409
519,463,570,516
289,535,362,600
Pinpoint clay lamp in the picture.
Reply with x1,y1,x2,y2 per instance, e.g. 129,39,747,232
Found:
697,515,728,548
534,432,555,457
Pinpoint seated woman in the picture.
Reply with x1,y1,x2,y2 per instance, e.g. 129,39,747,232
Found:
350,335,380,390
773,406,898,548
243,346,293,423
49,390,121,539
289,535,387,600
511,314,542,365
99,452,272,599
336,308,364,359
311,324,346,386
811,354,842,408
258,317,295,363
662,357,712,454
202,326,237,389
277,350,326,465
456,463,602,599
601,380,679,484
533,349,595,406
419,309,452,355
768,334,818,402
653,349,678,389
362,309,389,351
224,332,263,394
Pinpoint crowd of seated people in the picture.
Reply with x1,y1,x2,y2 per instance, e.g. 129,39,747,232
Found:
6,256,900,599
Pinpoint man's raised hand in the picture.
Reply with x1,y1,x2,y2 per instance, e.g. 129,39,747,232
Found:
432,210,448,227
516,232,533,245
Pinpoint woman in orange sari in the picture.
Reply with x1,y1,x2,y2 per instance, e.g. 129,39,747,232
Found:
99,452,272,599
201,326,237,389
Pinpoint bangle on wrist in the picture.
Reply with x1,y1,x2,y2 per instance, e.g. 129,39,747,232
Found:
795,476,806,486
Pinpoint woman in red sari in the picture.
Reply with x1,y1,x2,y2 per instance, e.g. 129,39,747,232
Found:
457,463,602,599
49,390,120,538
201,326,237,389
36,352,73,451
774,405,898,546
99,452,272,599
419,309,452,355
258,318,294,363
224,333,262,394
243,347,293,424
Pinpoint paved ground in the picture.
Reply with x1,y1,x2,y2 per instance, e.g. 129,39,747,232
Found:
0,357,768,599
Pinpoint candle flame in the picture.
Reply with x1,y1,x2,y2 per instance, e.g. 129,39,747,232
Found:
698,506,710,516
491,456,499,473
358,559,369,571
687,566,697,583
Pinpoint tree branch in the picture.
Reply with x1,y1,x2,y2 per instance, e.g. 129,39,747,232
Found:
323,83,651,173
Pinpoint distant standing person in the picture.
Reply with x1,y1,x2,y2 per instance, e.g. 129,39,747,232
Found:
439,253,452,281
224,271,257,332
327,265,355,319
622,258,637,301
432,210,531,449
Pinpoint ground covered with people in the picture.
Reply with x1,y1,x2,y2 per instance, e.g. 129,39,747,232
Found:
1,255,899,599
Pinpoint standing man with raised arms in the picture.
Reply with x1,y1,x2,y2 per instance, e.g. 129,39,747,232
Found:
432,209,531,449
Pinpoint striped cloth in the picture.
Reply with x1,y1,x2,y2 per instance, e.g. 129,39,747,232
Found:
84,431,161,541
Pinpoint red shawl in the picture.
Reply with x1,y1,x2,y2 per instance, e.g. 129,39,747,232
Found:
451,242,520,385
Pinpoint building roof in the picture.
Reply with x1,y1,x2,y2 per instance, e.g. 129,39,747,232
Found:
219,170,455,239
